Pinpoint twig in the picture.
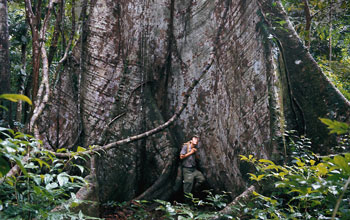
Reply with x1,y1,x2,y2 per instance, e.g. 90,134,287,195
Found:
332,176,350,220
212,185,256,219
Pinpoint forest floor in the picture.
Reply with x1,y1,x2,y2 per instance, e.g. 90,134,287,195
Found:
100,200,178,220
99,191,221,219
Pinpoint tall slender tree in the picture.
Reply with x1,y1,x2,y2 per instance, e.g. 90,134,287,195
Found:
0,0,11,126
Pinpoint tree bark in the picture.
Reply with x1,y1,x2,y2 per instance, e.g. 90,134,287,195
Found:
0,0,10,95
24,0,41,103
0,0,11,126
303,0,312,49
214,185,256,219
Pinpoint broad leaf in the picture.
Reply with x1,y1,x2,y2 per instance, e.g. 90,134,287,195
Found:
319,118,350,135
0,94,32,105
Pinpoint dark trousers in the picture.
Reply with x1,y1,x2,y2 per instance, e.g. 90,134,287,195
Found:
182,167,205,194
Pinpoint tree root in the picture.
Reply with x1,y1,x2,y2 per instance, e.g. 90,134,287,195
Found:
212,185,256,219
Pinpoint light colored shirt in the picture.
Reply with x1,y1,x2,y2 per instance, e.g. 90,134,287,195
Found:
180,143,196,168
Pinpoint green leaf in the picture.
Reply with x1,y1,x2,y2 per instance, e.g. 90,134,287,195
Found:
0,105,8,111
57,173,69,186
34,158,50,169
316,163,328,176
70,202,79,208
46,182,58,190
0,127,15,135
44,174,54,184
319,118,350,135
24,162,38,169
14,158,27,176
344,153,350,161
262,164,279,171
33,185,42,194
333,155,349,173
310,160,316,166
259,159,275,165
56,148,67,153
74,164,85,174
33,175,42,185
248,173,265,182
78,210,84,219
69,176,75,183
0,157,10,177
239,155,248,161
76,146,86,152
0,94,32,105
278,172,287,178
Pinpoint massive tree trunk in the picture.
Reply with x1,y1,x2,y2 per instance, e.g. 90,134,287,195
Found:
37,0,350,216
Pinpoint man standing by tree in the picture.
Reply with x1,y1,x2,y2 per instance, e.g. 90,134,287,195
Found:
180,136,205,194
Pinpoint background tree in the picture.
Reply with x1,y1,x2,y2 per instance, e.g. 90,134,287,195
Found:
0,0,11,127
282,0,350,97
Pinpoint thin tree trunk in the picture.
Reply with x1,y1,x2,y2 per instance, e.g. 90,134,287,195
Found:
329,0,333,63
303,0,312,49
0,0,10,94
16,42,28,124
48,2,63,66
0,0,11,126
25,0,42,104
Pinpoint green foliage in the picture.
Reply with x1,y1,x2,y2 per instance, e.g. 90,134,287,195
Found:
282,0,350,100
237,153,350,219
228,119,350,219
282,0,350,60
318,58,350,100
0,128,96,219
320,118,350,135
0,94,32,113
284,130,314,160
7,0,79,98
104,192,232,220
154,192,232,220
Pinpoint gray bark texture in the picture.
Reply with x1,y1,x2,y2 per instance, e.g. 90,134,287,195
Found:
36,0,350,216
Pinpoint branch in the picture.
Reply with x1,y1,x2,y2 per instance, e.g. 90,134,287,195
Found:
332,176,350,220
0,155,31,184
30,45,51,136
134,159,174,200
29,0,55,134
0,0,53,177
48,2,63,66
53,0,76,87
24,0,35,30
39,0,55,42
212,185,256,219
57,0,76,64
